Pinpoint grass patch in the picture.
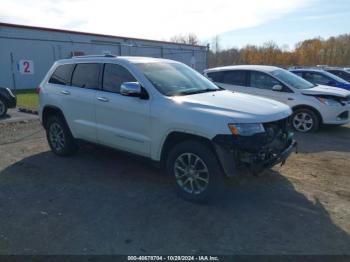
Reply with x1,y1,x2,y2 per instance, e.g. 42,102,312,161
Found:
15,89,39,109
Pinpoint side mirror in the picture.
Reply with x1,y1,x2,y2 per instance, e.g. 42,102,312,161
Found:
120,82,142,97
272,84,283,91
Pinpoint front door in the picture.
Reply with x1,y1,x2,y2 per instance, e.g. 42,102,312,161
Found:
248,71,296,106
95,63,151,157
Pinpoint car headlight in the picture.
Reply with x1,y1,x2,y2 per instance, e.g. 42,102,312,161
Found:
316,97,341,106
228,123,265,136
6,88,15,97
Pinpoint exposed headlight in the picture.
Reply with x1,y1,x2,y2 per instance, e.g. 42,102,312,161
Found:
316,97,341,106
6,88,15,97
228,123,265,136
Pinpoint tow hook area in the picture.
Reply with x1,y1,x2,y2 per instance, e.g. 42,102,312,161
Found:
280,141,298,167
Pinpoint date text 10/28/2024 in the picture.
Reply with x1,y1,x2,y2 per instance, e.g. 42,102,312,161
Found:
128,256,219,261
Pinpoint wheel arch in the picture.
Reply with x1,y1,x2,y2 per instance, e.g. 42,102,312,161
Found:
159,131,217,167
42,105,69,129
0,94,8,107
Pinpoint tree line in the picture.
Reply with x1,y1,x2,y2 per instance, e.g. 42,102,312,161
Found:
170,33,350,68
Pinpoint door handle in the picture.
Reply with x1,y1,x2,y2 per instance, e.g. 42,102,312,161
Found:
97,97,109,102
288,97,294,101
61,90,70,95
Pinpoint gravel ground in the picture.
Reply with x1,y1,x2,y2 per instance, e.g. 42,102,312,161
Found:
0,109,38,125
0,120,349,255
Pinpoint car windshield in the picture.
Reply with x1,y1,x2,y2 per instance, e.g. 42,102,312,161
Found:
322,70,349,84
271,69,315,89
136,62,221,96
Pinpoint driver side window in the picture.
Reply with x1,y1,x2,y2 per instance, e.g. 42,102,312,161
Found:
304,72,330,85
103,64,136,93
250,71,281,90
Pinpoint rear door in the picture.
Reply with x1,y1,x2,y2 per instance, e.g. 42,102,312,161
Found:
95,63,151,157
60,63,101,142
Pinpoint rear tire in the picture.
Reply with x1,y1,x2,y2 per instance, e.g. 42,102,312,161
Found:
292,108,320,133
0,97,8,118
46,115,78,156
166,140,223,202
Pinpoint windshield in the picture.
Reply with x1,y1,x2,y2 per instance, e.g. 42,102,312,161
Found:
136,62,220,96
271,69,315,89
322,70,349,84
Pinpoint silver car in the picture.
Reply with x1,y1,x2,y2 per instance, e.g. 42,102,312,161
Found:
205,65,350,132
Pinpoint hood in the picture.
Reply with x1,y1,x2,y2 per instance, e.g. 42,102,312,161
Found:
336,82,350,90
301,85,350,98
171,90,292,123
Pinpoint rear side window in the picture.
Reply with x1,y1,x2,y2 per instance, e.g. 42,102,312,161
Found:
207,70,247,86
328,70,350,81
103,64,136,93
222,70,247,86
304,72,331,85
292,71,303,77
206,71,224,82
49,64,75,85
71,63,101,89
328,70,338,75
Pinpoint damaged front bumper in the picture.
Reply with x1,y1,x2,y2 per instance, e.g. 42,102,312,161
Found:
251,139,297,173
212,120,298,177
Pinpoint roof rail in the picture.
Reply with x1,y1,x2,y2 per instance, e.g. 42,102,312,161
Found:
72,54,117,58
288,66,327,70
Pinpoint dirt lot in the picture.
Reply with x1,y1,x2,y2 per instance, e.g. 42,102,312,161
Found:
0,109,38,124
0,119,350,255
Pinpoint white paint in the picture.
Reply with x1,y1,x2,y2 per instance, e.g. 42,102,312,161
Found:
205,65,350,127
39,56,292,161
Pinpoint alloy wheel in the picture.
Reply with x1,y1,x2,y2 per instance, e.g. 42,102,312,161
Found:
49,122,65,151
174,153,209,195
293,112,314,132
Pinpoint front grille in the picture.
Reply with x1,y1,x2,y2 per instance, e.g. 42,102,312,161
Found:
262,117,292,154
263,117,291,143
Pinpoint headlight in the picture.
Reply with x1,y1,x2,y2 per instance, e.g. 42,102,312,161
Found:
6,88,15,97
316,97,341,106
228,123,265,136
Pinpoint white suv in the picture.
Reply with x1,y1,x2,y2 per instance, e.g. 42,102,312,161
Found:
39,56,296,201
205,65,350,132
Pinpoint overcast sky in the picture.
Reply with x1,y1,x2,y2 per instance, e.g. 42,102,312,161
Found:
1,0,349,49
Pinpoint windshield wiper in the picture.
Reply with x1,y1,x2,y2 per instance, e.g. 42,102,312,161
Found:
173,88,222,96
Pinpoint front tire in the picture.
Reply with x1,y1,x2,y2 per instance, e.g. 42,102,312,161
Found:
166,140,223,202
0,97,8,117
292,108,320,133
46,115,78,156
